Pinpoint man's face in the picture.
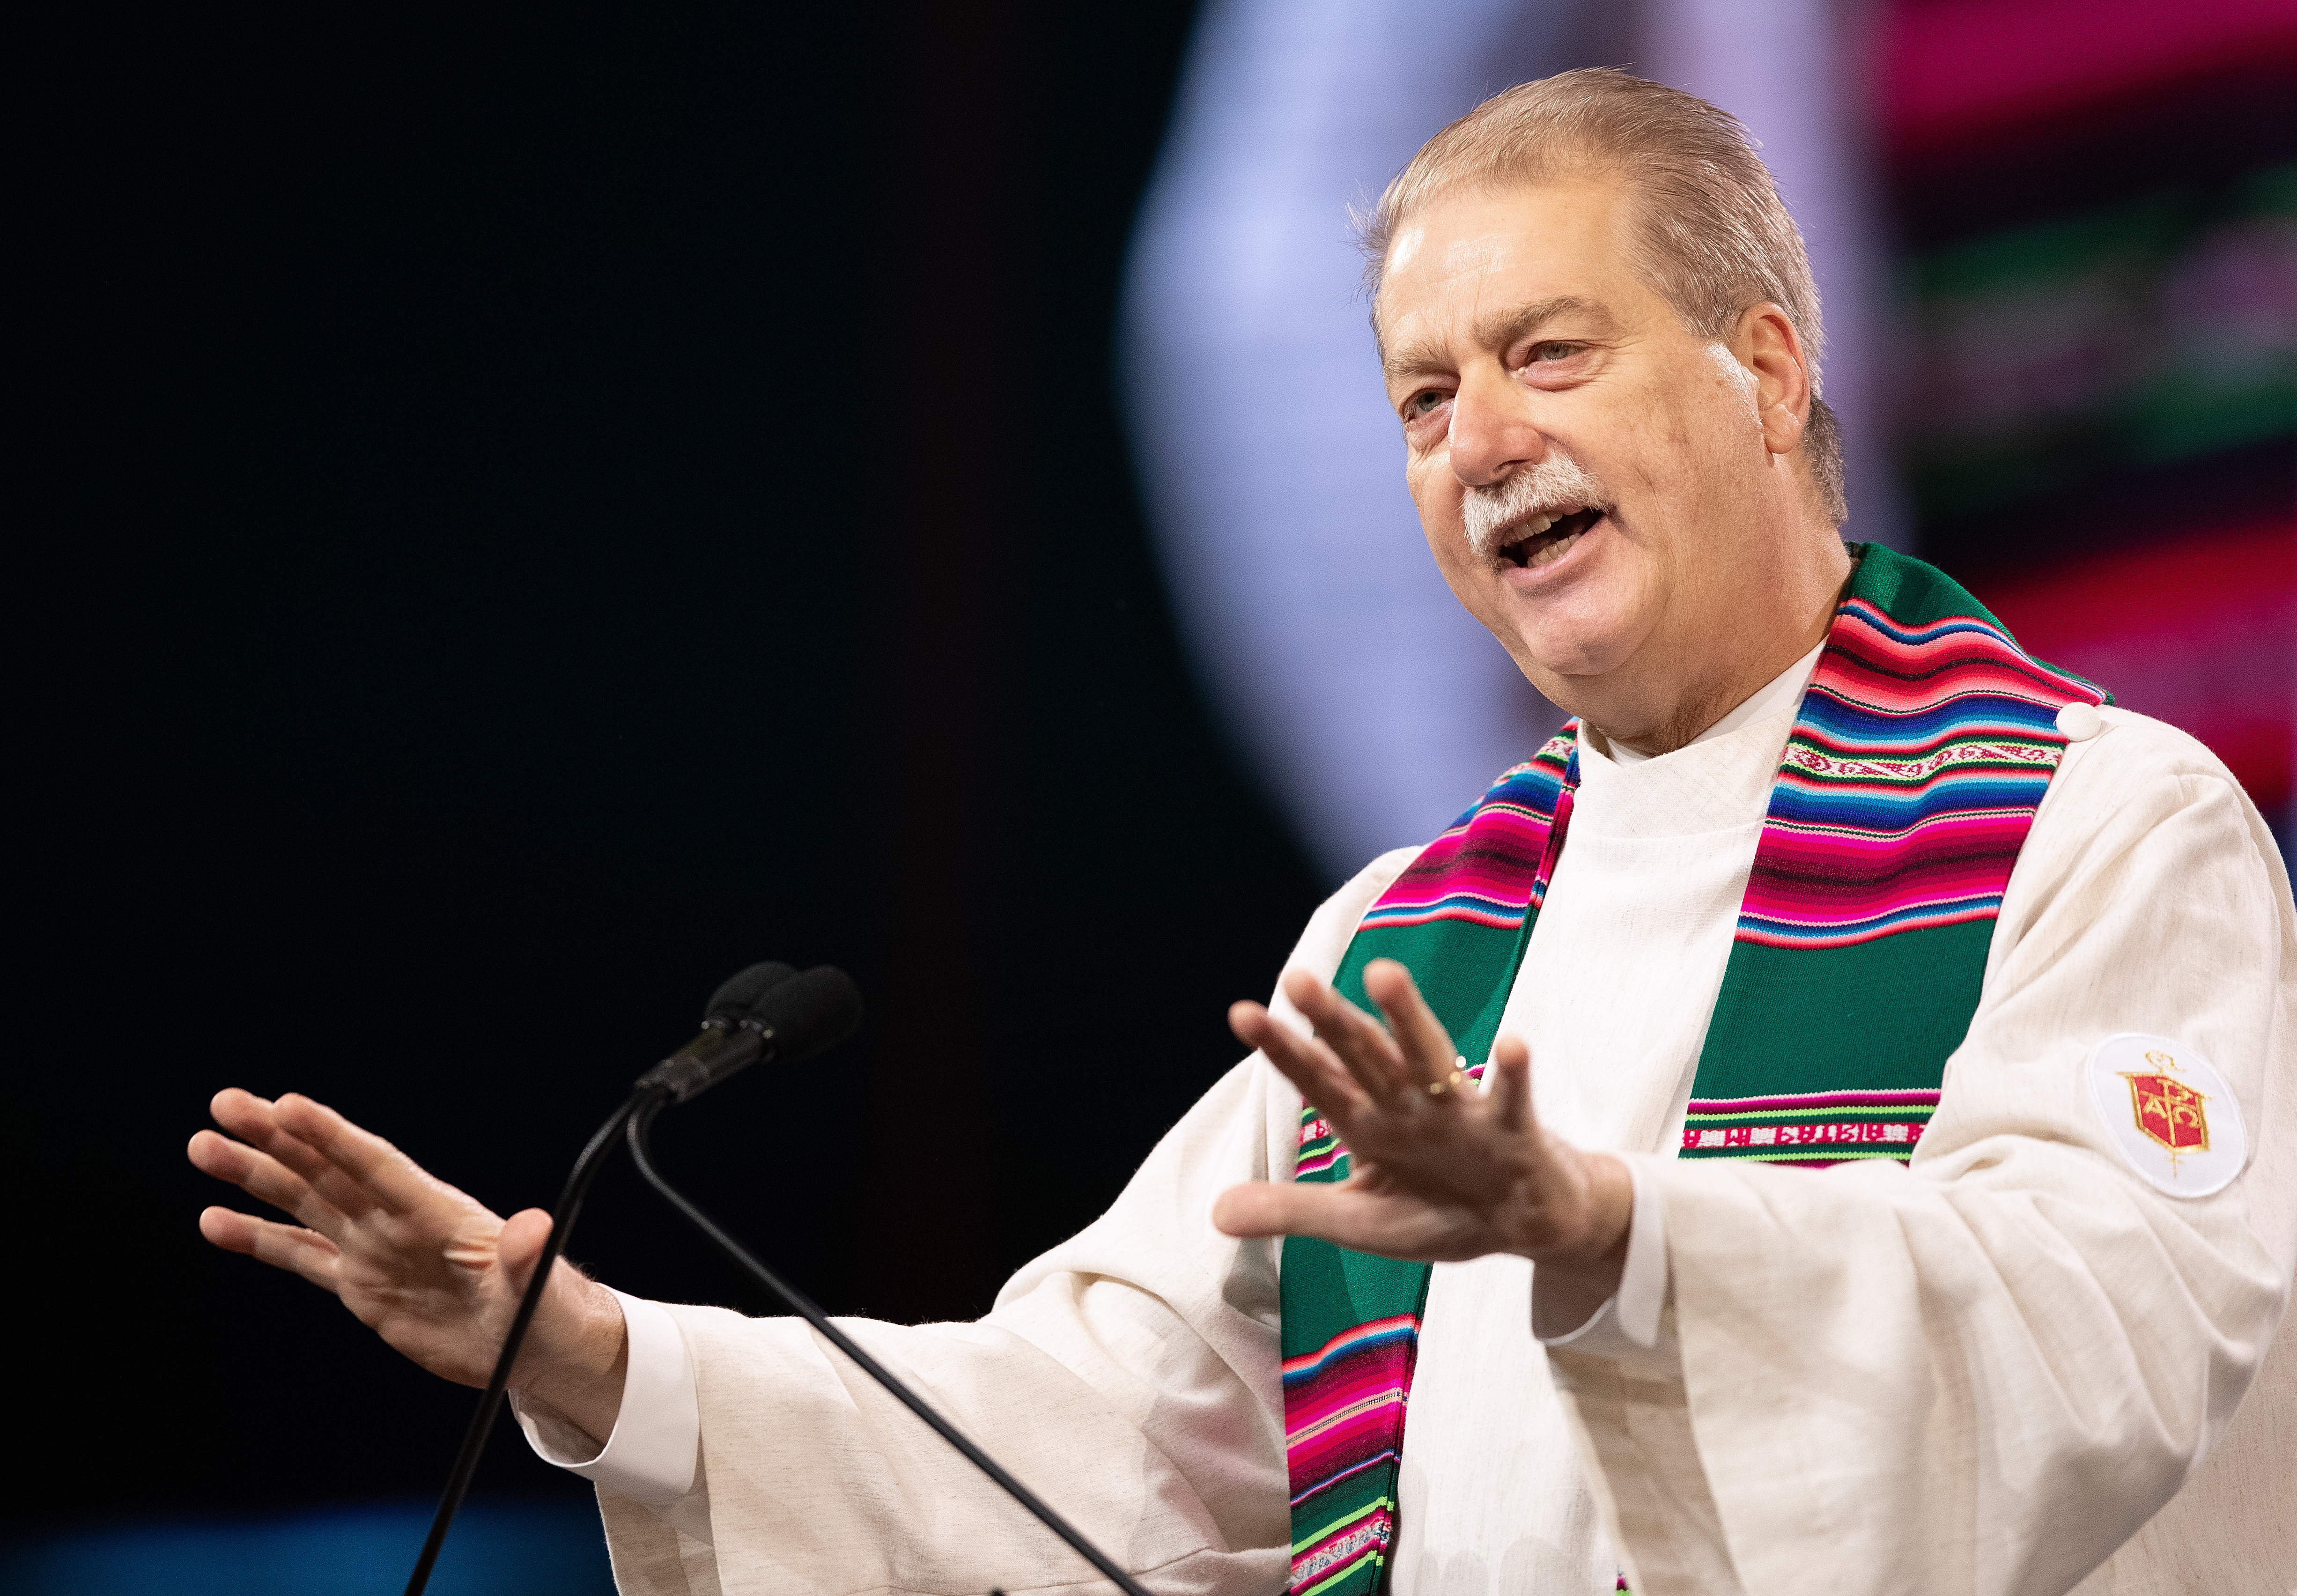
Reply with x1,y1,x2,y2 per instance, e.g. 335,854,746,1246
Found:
1377,176,1784,709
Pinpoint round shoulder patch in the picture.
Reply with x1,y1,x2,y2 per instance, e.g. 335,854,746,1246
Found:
2083,1033,2247,1197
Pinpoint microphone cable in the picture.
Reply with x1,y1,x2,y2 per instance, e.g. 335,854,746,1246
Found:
624,1090,1157,1596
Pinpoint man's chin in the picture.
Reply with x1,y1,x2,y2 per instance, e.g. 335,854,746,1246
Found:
1488,574,1653,688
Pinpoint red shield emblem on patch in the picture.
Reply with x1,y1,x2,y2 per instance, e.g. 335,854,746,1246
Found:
2122,1062,2211,1172
2087,1035,2245,1196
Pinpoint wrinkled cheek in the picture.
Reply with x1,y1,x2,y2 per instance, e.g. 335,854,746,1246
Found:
1404,463,1432,517
1406,459,1464,535
1421,520,1480,599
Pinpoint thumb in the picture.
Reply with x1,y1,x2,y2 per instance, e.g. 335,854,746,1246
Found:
498,1207,556,1297
1213,1179,1327,1240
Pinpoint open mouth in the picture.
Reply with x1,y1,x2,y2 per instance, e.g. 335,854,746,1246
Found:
1496,506,1603,570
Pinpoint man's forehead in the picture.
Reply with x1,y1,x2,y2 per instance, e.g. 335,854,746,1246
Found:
1371,178,1638,367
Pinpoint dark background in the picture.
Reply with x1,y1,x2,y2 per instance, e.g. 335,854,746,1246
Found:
14,0,1306,1529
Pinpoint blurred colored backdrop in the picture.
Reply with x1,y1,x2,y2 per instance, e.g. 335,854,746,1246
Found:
1125,0,2295,879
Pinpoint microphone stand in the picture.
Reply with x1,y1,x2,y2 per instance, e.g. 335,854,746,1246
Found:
405,983,780,1595
624,1091,1156,1596
402,1083,666,1596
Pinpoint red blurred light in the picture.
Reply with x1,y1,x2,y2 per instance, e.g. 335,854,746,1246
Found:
1972,519,2296,810
1886,0,2297,154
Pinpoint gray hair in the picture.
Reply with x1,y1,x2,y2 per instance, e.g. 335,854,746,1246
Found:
1361,69,1846,526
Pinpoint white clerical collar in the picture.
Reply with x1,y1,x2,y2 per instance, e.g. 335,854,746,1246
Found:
1599,639,1827,767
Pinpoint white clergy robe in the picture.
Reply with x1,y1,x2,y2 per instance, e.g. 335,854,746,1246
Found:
517,650,2297,1596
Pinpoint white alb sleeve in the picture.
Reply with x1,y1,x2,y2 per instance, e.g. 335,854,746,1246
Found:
1549,715,2297,1596
1531,1158,1673,1363
511,1290,700,1505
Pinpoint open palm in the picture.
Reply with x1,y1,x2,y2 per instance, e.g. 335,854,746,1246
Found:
1214,958,1631,1276
189,1088,583,1389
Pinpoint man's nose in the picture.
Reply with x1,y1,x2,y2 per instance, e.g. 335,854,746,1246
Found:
1447,368,1548,488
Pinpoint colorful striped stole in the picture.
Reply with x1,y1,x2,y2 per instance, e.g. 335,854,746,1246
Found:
1277,543,2106,1596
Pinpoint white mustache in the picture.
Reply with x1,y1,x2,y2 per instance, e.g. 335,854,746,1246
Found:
1462,451,1611,561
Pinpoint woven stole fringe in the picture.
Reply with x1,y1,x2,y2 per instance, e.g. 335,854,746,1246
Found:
1275,543,2106,1596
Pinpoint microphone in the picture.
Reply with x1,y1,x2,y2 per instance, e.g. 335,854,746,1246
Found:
409,960,1145,1596
628,960,796,1103
707,959,800,1020
635,963,863,1102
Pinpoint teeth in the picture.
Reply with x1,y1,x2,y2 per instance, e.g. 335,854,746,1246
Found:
1525,531,1581,569
1519,511,1557,539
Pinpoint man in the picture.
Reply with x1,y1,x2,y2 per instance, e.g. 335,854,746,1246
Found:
190,72,2295,1594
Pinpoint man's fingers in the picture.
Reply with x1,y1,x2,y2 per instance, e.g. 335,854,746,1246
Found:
199,1205,345,1294
1489,1034,1532,1133
270,1093,445,1219
1362,959,1460,1088
1231,1001,1369,1121
198,1202,263,1254
1280,969,1411,1102
210,1088,386,1222
209,1086,276,1123
187,1128,350,1242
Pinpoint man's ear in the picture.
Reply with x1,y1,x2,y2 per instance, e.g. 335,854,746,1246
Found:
1736,303,1810,457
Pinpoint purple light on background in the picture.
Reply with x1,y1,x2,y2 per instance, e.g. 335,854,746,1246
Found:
1122,0,1902,879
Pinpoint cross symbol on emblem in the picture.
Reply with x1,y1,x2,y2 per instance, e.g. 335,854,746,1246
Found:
2120,1049,2212,1175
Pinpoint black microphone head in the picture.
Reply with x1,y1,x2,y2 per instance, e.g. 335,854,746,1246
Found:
704,961,799,1025
745,965,864,1063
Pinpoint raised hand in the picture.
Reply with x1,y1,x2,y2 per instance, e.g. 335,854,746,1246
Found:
1214,959,1631,1310
188,1088,628,1440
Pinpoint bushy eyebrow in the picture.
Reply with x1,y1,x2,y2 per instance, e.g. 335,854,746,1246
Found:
1380,295,1621,387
